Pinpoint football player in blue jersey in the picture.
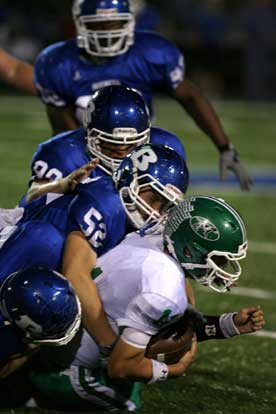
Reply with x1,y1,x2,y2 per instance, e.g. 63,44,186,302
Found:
0,267,81,377
32,0,251,190
0,2,251,190
0,143,189,350
23,84,186,206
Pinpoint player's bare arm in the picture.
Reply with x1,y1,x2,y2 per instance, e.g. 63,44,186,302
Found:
173,79,252,191
173,79,230,149
0,49,36,95
185,280,195,306
62,231,116,347
46,105,79,134
108,335,197,382
25,160,99,203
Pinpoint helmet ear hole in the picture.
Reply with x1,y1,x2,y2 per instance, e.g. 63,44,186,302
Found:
183,246,192,258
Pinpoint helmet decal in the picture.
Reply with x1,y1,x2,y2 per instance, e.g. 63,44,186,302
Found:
190,216,220,241
164,196,248,293
131,147,158,172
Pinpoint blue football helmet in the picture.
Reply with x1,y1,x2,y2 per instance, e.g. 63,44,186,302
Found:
0,268,81,346
72,0,135,57
84,85,151,174
114,144,189,233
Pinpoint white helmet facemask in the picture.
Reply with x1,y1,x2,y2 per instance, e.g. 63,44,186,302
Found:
182,243,247,293
119,173,184,234
75,13,135,57
86,127,150,175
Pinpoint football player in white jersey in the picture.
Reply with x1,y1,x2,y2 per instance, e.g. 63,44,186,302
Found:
26,196,264,411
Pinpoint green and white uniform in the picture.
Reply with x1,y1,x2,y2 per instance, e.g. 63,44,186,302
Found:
31,232,188,411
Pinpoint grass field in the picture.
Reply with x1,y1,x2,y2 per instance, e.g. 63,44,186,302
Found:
0,96,276,414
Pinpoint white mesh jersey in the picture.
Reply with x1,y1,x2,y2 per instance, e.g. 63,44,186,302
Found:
73,232,187,367
95,231,187,335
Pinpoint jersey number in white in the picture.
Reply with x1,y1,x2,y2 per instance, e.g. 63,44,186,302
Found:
83,207,107,249
33,160,63,181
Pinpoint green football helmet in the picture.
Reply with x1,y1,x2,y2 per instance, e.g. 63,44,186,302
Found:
163,196,247,292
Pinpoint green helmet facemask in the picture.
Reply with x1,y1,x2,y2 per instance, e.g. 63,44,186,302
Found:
164,196,247,293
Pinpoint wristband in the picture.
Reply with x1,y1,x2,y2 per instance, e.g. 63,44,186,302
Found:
148,359,168,384
218,143,233,153
219,313,240,338
194,313,239,342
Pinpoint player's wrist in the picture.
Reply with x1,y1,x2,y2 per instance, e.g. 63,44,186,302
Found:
219,312,240,337
218,142,235,153
56,177,71,194
148,359,168,384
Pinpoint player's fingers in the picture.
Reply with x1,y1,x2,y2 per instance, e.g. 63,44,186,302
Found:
250,308,264,318
85,158,99,170
251,317,264,326
219,165,228,182
241,306,260,316
232,164,252,191
251,321,265,331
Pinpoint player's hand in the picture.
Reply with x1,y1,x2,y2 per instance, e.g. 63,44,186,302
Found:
219,145,252,191
0,344,38,379
60,159,99,193
233,306,265,334
178,335,197,375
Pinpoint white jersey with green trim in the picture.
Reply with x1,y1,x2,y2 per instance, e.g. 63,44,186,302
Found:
96,231,188,335
73,232,187,369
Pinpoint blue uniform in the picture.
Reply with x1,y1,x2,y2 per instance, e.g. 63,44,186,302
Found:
0,180,126,363
0,220,65,362
28,126,186,186
34,31,185,118
0,221,65,285
19,177,126,258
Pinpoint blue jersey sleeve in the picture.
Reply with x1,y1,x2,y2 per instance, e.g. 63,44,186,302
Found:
34,42,73,107
30,129,89,182
67,192,108,252
136,32,185,92
150,127,186,160
31,142,65,181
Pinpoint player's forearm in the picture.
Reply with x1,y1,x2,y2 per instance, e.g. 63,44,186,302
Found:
0,49,35,94
46,105,79,135
75,275,116,346
26,179,67,203
62,232,116,346
175,82,230,149
185,97,229,148
109,354,191,382
0,49,20,81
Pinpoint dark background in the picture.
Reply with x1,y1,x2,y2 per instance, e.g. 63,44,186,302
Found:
1,0,276,100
